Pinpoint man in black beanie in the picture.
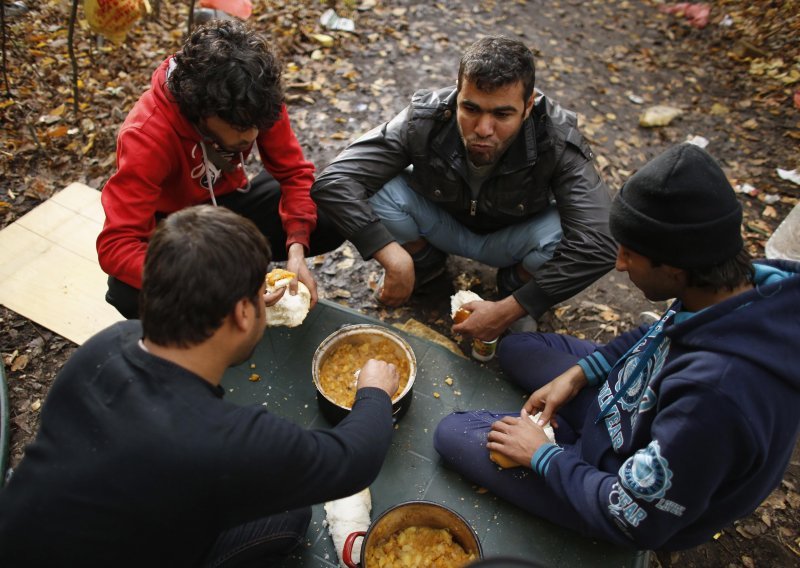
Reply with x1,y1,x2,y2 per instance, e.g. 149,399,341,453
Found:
434,143,800,551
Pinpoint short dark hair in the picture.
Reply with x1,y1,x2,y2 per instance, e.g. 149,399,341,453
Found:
649,247,754,291
684,248,754,291
168,20,284,130
141,205,271,347
457,36,536,102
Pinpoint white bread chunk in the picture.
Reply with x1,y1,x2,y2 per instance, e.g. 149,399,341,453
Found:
450,290,483,320
265,281,311,328
532,411,556,444
324,488,372,567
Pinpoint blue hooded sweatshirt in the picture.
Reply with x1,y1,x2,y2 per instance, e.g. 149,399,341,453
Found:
532,259,800,550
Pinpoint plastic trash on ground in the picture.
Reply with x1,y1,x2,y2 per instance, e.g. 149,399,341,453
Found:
777,168,800,186
660,3,711,29
83,0,148,44
765,203,800,261
198,0,251,20
685,135,709,148
320,8,355,32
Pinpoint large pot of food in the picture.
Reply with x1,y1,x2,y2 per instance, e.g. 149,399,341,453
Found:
342,500,482,568
312,324,416,425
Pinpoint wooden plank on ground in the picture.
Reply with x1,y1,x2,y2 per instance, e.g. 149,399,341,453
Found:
0,183,123,345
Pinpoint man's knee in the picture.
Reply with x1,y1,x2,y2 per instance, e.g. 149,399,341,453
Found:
434,411,489,462
433,413,460,458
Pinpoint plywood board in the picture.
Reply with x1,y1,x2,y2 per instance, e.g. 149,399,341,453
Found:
0,183,123,345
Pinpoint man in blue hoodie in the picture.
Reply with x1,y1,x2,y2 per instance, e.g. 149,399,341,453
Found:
434,143,800,551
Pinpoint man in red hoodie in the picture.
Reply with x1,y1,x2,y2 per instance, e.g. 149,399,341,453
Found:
97,19,342,319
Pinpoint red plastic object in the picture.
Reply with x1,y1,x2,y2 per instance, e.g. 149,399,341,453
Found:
198,0,252,20
342,531,366,568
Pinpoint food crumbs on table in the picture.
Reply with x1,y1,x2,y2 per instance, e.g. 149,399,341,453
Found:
249,373,260,382
433,392,441,398
445,376,454,386
454,390,461,396
250,363,256,369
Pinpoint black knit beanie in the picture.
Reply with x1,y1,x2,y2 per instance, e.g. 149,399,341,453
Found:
609,143,743,269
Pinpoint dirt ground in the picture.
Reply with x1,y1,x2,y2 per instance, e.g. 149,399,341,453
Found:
1,0,799,566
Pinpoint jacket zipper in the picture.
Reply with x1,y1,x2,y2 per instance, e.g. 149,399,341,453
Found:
470,200,477,216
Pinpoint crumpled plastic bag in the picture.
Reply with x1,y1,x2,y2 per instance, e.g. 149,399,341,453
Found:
198,0,252,20
660,3,711,29
84,0,148,44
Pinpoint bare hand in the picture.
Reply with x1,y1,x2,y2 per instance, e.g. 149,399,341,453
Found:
523,365,588,429
262,286,286,307
451,296,527,341
356,359,400,398
486,409,549,469
286,243,318,308
373,243,414,307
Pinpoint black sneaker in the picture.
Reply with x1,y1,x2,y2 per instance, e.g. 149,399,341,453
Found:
496,264,526,297
411,245,447,289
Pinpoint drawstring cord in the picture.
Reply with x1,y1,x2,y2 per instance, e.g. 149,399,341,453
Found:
594,308,676,424
197,140,253,205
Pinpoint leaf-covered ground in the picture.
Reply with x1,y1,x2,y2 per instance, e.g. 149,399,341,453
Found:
1,1,798,566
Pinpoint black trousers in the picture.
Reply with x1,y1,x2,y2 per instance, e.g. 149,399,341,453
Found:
105,170,345,319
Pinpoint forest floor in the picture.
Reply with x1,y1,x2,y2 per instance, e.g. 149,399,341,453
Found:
1,0,798,566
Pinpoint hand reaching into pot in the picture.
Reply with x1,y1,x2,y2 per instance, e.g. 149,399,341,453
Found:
357,359,400,399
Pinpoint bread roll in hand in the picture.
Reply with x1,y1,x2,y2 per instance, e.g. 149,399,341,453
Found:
265,269,310,328
450,290,483,323
489,412,556,469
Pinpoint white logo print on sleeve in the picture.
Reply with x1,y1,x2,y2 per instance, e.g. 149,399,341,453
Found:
619,440,673,502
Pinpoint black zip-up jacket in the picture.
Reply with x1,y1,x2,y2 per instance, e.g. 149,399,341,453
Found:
312,86,617,318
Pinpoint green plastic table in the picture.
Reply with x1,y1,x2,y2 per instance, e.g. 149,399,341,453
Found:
221,299,649,567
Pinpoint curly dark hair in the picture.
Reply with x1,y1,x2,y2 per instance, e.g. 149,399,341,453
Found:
457,36,536,101
168,20,283,130
141,205,271,348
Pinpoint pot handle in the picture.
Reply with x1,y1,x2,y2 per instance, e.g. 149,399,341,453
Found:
343,531,366,568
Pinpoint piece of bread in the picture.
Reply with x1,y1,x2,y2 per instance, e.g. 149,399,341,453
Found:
450,290,482,322
488,450,518,469
489,412,556,469
266,268,296,289
265,281,310,328
324,488,372,568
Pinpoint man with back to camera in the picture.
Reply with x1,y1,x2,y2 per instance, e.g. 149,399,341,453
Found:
97,19,343,319
434,143,800,550
0,205,399,567
311,35,617,338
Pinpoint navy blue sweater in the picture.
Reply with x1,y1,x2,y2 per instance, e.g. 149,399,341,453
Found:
0,321,394,566
532,260,800,549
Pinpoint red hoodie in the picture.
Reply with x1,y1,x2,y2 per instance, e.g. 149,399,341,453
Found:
96,57,317,289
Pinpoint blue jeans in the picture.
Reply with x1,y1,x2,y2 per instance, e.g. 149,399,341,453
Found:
203,507,311,567
433,332,601,536
368,173,562,274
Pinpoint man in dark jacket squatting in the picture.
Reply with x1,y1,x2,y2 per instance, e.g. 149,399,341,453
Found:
311,35,617,339
0,206,399,567
434,143,800,551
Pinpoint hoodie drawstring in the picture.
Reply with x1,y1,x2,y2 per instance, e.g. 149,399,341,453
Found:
197,140,253,205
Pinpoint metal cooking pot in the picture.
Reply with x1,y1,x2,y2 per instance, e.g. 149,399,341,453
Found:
342,500,483,568
312,324,416,425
